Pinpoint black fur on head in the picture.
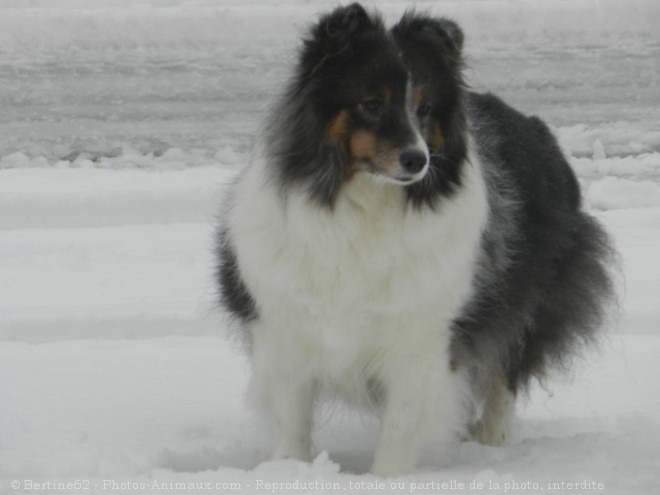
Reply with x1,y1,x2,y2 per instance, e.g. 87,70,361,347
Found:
299,3,376,80
392,12,469,209
266,3,415,207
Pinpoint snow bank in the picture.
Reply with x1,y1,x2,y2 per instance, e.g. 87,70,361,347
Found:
0,223,220,337
588,176,660,210
0,165,234,229
572,151,660,211
557,124,660,160
573,153,660,180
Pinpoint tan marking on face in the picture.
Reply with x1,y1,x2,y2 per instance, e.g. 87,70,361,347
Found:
325,109,350,145
430,122,445,150
349,130,399,175
349,130,378,166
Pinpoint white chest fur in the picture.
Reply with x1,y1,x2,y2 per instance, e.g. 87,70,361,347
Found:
227,149,489,378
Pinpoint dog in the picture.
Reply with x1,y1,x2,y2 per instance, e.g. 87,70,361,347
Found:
216,3,615,477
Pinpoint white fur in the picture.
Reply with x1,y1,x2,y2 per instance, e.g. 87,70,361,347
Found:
226,140,489,477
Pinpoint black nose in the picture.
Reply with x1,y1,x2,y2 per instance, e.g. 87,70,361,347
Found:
399,149,428,174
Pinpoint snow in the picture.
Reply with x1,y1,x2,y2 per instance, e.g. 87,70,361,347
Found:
1,0,659,493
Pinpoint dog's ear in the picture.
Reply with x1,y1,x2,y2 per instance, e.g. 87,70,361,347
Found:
425,18,464,54
300,3,378,77
393,13,464,58
320,3,372,42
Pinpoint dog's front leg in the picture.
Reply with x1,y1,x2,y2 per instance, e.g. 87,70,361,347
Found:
250,326,315,462
269,379,315,462
370,346,464,478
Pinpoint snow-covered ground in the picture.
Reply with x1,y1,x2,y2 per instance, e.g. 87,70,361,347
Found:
1,1,659,493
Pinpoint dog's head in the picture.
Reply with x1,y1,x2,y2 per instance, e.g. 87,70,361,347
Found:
271,3,430,206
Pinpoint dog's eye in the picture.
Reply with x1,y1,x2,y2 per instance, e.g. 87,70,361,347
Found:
359,99,384,116
417,103,432,117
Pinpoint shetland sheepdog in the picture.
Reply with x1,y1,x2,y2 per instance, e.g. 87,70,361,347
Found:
216,3,614,477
